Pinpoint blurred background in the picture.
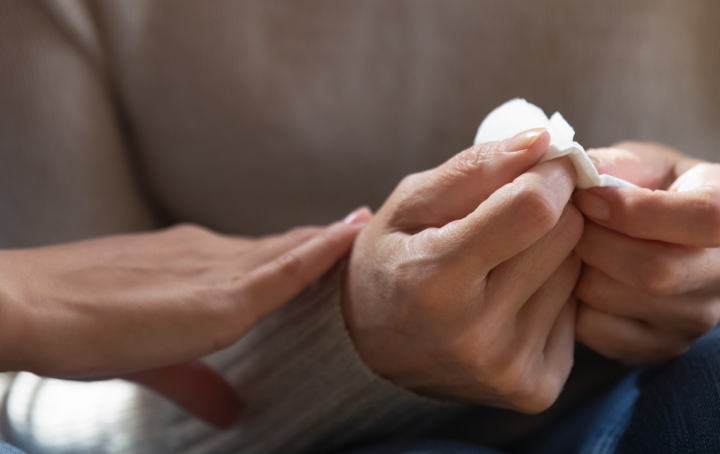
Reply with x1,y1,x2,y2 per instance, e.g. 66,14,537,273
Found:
1,0,719,246
1,1,719,452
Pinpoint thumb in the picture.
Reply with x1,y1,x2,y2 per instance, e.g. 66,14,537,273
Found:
388,128,550,229
123,361,242,429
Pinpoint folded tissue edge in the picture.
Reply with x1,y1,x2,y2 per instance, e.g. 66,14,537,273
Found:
474,99,635,189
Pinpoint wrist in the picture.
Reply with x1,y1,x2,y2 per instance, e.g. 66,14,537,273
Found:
340,259,383,373
342,257,411,382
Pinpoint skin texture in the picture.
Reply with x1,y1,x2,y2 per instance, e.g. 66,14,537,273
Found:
573,142,720,365
345,129,584,414
0,208,371,428
3,133,715,428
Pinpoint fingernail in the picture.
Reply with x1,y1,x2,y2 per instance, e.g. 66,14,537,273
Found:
573,190,610,221
343,206,371,225
503,128,547,153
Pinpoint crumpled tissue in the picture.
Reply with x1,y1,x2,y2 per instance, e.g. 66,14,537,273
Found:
474,99,635,189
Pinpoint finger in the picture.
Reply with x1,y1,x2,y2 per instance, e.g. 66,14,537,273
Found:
515,251,582,342
586,142,700,190
388,129,550,229
572,184,720,248
428,156,578,272
487,205,583,314
246,207,370,268
575,219,717,295
577,143,720,247
239,215,368,324
575,264,719,337
124,361,241,429
246,208,372,267
576,304,688,365
240,226,325,269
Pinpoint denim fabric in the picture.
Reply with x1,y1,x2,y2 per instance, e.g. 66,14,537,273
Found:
576,371,641,454
343,439,502,454
614,329,720,453
518,370,641,454
0,442,25,454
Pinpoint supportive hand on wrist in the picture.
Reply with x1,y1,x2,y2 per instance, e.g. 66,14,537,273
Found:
0,208,370,427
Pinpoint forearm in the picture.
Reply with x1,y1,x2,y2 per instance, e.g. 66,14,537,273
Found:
0,264,454,454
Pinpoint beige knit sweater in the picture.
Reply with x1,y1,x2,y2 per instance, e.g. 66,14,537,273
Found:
0,1,718,453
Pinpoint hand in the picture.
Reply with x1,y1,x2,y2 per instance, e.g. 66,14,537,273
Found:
572,141,720,365
0,208,371,427
345,129,582,413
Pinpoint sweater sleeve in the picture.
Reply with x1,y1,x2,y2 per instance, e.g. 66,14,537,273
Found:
1,265,454,454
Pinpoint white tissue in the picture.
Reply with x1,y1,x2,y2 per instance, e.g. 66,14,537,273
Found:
474,99,635,189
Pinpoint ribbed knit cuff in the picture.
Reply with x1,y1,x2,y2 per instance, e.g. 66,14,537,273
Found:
203,262,453,454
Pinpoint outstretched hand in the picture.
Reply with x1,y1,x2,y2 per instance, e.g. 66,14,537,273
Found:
573,142,720,364
0,209,371,428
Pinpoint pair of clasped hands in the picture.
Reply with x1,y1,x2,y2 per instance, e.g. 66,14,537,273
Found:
2,129,720,429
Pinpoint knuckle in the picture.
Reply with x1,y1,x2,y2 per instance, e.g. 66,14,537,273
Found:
444,327,568,414
514,185,558,232
556,204,585,242
495,367,561,414
575,268,606,305
396,172,424,194
270,252,304,278
516,381,563,414
687,303,720,337
483,351,535,400
513,357,571,414
695,188,720,244
449,144,495,176
633,252,681,294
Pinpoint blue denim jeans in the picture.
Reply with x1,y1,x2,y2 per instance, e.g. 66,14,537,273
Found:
346,328,720,454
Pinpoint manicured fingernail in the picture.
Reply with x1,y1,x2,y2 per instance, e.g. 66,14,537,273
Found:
503,128,547,153
573,191,610,221
343,206,371,225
